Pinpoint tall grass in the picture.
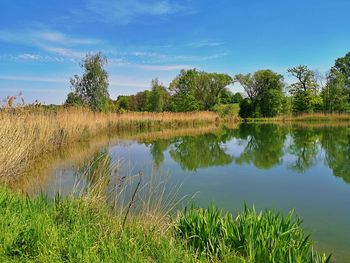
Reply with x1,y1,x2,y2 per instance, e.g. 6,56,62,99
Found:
175,205,331,263
247,113,350,122
0,107,219,182
0,186,207,263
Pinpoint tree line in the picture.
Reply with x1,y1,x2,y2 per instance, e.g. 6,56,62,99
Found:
65,51,350,117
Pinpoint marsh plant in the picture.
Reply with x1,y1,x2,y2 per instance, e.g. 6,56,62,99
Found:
175,205,331,263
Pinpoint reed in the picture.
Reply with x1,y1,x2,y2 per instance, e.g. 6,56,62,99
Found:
0,107,219,182
175,205,331,263
247,113,350,122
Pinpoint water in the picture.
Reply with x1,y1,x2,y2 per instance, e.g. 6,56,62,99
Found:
20,123,350,261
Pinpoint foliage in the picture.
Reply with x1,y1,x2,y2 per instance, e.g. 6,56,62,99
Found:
65,92,84,107
169,69,233,111
212,103,239,117
235,70,285,117
149,79,169,112
288,66,320,113
238,99,254,119
220,89,242,104
322,71,349,112
67,53,111,112
176,205,330,263
332,51,350,90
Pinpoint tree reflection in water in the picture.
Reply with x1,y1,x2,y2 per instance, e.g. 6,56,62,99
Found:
144,123,350,183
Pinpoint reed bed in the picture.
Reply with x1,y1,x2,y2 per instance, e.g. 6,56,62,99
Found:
247,113,350,122
0,107,219,182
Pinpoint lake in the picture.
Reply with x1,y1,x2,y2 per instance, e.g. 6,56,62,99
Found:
18,123,350,262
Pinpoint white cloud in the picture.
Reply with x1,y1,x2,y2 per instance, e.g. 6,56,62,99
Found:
0,29,99,47
136,64,192,71
39,45,86,59
187,41,225,48
0,75,68,83
86,0,184,23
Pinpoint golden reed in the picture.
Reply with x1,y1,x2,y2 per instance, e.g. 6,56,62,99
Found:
0,107,219,181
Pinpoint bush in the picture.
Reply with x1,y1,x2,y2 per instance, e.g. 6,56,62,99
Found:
175,205,331,263
238,99,253,119
212,104,239,117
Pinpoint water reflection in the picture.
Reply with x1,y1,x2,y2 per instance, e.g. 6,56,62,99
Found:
142,123,350,183
231,124,286,169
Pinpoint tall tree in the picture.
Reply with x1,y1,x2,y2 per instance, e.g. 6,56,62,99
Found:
322,70,349,112
169,69,201,112
254,70,285,117
332,51,350,90
149,79,169,112
288,65,320,113
235,70,285,117
68,53,110,112
197,73,233,109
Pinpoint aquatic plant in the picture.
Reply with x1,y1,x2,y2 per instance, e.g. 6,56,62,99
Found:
175,205,331,263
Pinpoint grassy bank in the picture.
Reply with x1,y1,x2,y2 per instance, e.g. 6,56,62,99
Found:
0,107,219,182
0,187,330,262
245,113,350,122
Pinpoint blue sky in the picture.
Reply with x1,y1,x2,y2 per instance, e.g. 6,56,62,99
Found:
0,0,349,104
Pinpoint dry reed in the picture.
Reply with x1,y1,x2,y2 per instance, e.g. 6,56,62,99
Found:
0,107,219,182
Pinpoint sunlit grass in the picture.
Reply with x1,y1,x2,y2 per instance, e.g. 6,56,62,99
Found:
0,107,219,182
175,205,331,263
247,113,350,122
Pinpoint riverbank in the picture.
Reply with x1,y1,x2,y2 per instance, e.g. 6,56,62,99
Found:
245,113,350,122
0,107,222,182
0,186,330,263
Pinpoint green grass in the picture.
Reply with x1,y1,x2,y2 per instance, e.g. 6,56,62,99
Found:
0,187,331,263
175,205,331,263
0,187,204,263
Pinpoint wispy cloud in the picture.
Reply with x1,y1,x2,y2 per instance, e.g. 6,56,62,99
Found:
0,29,101,61
187,41,225,48
136,64,192,71
85,0,184,23
0,29,99,47
0,74,68,83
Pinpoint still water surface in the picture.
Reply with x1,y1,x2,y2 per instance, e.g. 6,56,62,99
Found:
23,123,350,261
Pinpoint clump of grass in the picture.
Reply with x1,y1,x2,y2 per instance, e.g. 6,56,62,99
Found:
175,205,331,263
0,186,206,263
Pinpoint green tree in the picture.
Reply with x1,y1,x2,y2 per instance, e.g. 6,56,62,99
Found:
169,69,232,111
239,98,253,118
288,65,319,113
254,70,285,117
116,95,130,110
322,70,349,112
69,53,111,112
169,69,201,112
65,92,83,107
332,51,350,90
232,92,243,103
149,79,169,112
235,70,285,117
197,73,233,109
